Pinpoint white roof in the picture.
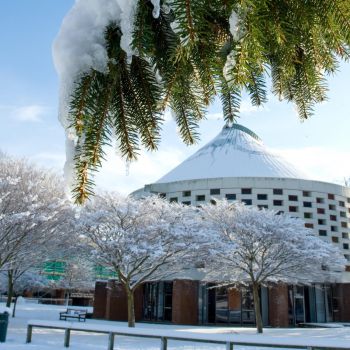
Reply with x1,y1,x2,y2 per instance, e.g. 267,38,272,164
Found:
157,124,307,183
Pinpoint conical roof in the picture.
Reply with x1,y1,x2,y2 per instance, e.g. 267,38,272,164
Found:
157,124,307,184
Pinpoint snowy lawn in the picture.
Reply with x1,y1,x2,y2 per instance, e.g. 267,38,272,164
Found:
0,302,349,350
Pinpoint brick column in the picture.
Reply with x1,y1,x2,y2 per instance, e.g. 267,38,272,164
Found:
172,280,199,325
268,284,289,327
105,280,143,322
93,281,107,319
228,288,241,310
336,283,350,322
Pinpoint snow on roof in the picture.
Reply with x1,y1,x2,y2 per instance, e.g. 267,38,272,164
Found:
157,124,307,184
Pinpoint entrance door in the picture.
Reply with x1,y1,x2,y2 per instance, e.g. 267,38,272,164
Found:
294,286,305,324
143,282,173,322
143,283,158,321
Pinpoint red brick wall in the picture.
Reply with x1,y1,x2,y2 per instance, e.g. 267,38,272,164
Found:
105,280,143,322
335,283,350,322
93,281,107,319
172,280,199,325
268,284,289,327
228,288,241,310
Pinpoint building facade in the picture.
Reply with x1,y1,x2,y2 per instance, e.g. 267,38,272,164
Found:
94,124,350,326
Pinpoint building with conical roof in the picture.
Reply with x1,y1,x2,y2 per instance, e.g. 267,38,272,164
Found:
94,124,350,327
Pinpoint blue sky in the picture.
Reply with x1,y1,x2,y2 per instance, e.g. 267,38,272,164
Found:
0,1,349,194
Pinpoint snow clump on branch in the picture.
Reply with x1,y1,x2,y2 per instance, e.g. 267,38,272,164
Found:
53,0,160,196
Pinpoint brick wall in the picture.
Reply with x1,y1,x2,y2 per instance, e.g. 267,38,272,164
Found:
172,280,199,325
93,281,107,319
268,284,289,327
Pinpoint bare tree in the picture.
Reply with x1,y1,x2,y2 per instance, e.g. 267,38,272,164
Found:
79,193,199,327
202,200,346,333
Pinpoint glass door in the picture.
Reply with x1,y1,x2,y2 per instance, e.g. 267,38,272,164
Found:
294,286,305,324
143,282,159,321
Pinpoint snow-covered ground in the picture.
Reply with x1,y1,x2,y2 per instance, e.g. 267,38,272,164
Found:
0,302,349,349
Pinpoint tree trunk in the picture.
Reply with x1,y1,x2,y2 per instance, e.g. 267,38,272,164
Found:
252,283,263,333
126,287,135,327
6,271,14,308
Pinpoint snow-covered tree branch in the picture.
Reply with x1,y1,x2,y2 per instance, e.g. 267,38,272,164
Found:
0,153,74,303
201,200,346,333
79,193,201,327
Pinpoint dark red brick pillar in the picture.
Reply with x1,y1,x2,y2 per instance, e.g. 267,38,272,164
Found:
105,280,143,322
336,283,350,322
54,289,65,305
268,284,289,327
93,281,108,319
172,280,199,325
228,288,241,310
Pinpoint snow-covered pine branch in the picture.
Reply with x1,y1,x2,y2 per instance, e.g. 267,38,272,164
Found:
201,200,346,333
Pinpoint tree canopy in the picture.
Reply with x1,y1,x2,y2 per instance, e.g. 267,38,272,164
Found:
54,0,350,202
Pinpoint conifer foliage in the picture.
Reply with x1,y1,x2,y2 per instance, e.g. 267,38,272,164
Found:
55,0,350,203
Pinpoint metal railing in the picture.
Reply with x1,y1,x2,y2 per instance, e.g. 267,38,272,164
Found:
26,320,350,350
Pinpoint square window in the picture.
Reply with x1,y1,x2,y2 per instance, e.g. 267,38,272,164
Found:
210,199,217,205
344,254,350,261
159,193,166,198
330,215,337,221
303,191,311,197
305,223,314,228
273,189,283,195
289,206,298,212
340,211,346,218
289,195,298,201
318,219,326,225
196,195,205,201
170,197,178,203
210,188,220,195
347,198,350,204
241,188,252,195
317,208,325,214
242,199,252,206
257,194,268,200
182,201,191,206
342,232,349,239
331,226,338,232
339,201,345,207
328,194,335,200
319,230,327,236
317,197,325,204
225,194,236,200
304,212,312,219
343,243,349,250
329,204,336,210
258,205,268,210
303,201,312,208
332,236,339,243
183,191,191,197
273,200,283,206
341,222,348,228
276,211,284,215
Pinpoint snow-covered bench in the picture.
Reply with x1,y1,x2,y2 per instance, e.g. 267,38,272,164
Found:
59,308,87,322
26,319,350,350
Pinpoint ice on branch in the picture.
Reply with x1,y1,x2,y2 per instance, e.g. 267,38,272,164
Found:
53,0,160,195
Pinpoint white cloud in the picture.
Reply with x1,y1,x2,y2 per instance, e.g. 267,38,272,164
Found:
30,152,65,170
14,105,48,122
94,146,185,195
240,99,269,114
0,104,49,122
275,147,350,185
